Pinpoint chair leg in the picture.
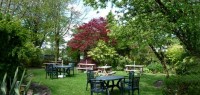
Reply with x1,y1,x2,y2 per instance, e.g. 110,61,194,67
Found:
73,69,74,75
90,91,93,95
107,89,110,95
86,82,88,90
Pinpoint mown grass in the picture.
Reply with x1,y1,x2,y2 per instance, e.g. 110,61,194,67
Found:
28,68,165,95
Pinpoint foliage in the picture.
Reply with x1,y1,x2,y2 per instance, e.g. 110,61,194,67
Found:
166,44,187,64
115,55,133,71
0,0,83,61
0,67,31,95
83,0,200,79
163,74,200,95
0,14,30,78
87,40,118,66
147,61,164,73
68,17,110,51
175,56,200,75
64,47,80,63
163,56,200,95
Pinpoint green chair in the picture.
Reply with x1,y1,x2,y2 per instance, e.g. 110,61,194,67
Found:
86,70,95,90
123,76,140,95
90,79,110,95
45,64,58,79
124,71,134,83
68,63,75,75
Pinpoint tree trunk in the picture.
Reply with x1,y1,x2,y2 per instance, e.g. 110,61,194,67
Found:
0,0,4,12
5,0,11,14
149,44,169,78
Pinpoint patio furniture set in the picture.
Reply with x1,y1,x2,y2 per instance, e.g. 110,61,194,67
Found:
44,61,142,95
44,62,75,79
87,70,140,95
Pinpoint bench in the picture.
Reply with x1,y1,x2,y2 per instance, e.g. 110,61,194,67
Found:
125,65,144,75
77,63,96,71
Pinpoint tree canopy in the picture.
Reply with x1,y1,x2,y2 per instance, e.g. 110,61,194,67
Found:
68,17,110,51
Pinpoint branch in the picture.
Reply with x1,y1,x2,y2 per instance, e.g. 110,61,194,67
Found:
155,0,171,15
149,44,163,62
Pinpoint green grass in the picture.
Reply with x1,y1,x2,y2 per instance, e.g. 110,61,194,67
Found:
28,68,165,95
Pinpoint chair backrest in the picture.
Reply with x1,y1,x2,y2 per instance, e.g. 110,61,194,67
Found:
132,76,140,88
129,71,134,82
46,64,56,71
69,63,75,67
87,70,95,81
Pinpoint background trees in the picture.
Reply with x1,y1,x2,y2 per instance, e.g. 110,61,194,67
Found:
68,17,111,61
83,0,200,94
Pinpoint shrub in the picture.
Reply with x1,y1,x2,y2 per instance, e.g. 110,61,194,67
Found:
147,61,163,73
166,44,186,64
163,74,200,95
163,56,200,95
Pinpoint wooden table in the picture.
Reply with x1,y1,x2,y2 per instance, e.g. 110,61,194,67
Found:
77,63,96,71
125,65,144,74
97,66,112,73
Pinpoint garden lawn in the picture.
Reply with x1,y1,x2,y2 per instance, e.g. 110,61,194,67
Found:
28,68,165,95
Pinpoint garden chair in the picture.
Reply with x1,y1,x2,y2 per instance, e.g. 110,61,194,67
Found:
124,71,135,83
122,76,140,95
67,63,75,75
45,64,58,79
86,70,95,90
90,79,110,95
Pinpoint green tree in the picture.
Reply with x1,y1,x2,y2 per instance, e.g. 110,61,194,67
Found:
83,0,200,77
0,14,33,79
88,40,118,66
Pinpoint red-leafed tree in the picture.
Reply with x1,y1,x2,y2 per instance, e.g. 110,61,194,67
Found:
67,17,110,51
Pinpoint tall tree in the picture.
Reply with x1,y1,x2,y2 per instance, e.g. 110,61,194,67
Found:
0,0,84,61
68,17,110,53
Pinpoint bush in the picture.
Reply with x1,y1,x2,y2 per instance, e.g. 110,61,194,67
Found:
176,56,200,75
0,14,29,79
147,61,163,73
163,56,200,95
163,74,200,95
166,44,187,64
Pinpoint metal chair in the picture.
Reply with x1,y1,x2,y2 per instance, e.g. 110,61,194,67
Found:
123,76,140,95
124,71,135,84
90,79,110,95
86,70,95,90
45,64,58,79
68,63,75,75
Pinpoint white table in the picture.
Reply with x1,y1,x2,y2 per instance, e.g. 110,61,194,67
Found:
97,66,112,73
125,65,144,74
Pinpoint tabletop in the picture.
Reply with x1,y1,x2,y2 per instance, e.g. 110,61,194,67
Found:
125,65,144,67
96,75,124,81
97,66,112,69
43,63,59,65
55,65,71,68
78,63,96,66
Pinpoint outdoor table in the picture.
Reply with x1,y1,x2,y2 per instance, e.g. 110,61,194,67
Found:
125,65,144,74
77,63,96,71
55,65,71,77
96,75,124,95
97,66,112,73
